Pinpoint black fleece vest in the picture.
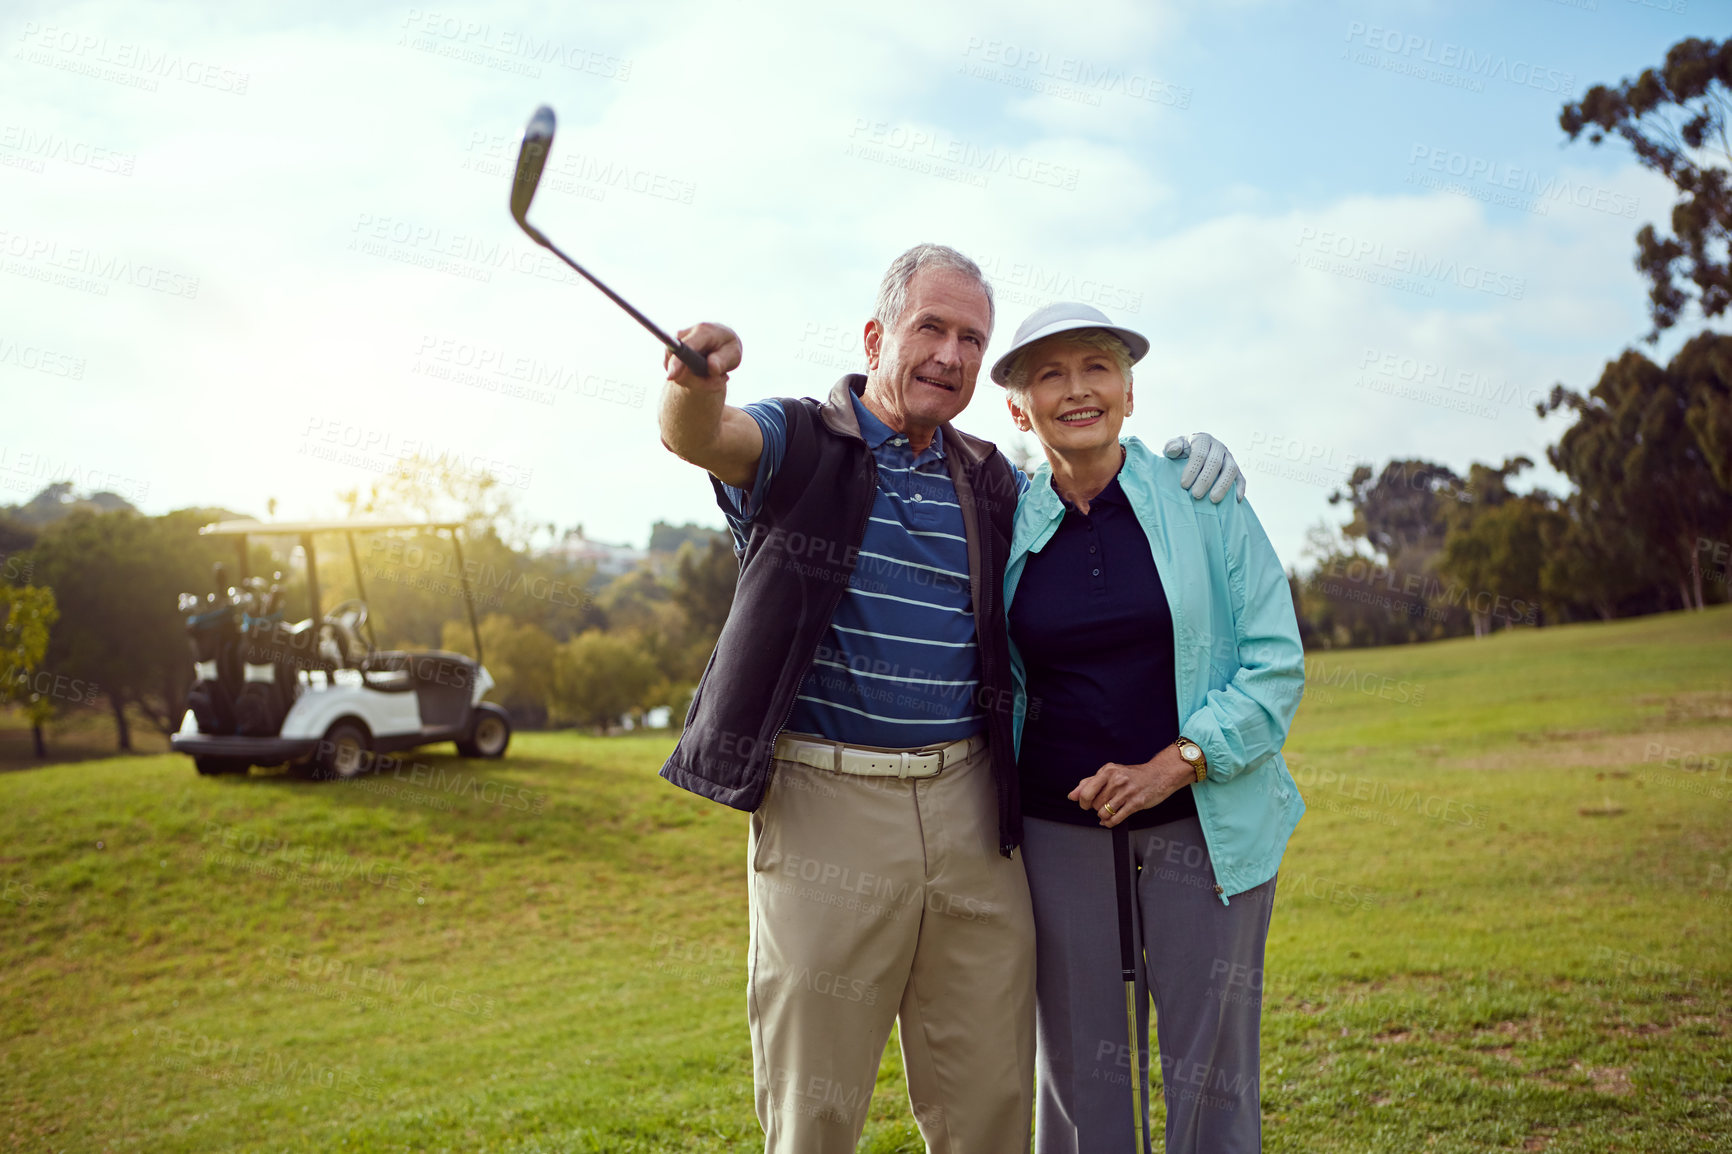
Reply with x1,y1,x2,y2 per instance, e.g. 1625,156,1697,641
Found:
660,376,1025,853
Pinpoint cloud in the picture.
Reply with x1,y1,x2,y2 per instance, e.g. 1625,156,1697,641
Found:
0,0,1681,570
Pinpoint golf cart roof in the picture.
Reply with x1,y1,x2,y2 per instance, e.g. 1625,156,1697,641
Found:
199,519,466,536
200,518,485,664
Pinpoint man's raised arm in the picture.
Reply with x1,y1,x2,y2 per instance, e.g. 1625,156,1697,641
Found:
659,322,763,490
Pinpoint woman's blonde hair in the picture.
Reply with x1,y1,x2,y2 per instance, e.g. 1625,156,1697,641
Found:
1002,329,1135,403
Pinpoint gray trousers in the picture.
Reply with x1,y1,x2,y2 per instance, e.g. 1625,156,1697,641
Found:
1021,814,1277,1154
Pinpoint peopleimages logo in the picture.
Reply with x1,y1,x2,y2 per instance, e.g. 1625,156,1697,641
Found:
973,253,1144,315
1294,227,1526,299
845,120,1081,191
1342,23,1574,94
0,227,200,299
12,22,250,94
397,10,632,81
0,124,136,175
958,38,1192,109
1406,145,1639,219
0,335,86,379
1357,347,1545,412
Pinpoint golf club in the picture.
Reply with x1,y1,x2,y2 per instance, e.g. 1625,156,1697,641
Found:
509,104,710,379
1113,826,1152,1154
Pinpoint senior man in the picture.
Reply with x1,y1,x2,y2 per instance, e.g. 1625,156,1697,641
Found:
655,243,1243,1153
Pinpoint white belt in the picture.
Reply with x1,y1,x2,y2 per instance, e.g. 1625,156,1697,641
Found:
773,733,986,779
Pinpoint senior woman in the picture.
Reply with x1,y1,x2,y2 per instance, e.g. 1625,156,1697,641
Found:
995,302,1306,1154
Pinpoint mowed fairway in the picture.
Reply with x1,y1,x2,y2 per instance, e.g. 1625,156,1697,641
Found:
3,609,1730,1153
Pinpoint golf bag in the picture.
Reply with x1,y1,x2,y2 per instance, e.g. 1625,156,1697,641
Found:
233,612,302,737
183,601,242,734
182,567,302,737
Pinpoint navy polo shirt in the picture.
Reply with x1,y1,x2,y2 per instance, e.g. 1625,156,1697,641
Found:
1008,473,1196,829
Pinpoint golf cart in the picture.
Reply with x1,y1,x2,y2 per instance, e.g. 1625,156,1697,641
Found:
170,519,511,778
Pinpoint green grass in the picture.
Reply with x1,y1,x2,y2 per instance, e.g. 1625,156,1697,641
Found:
3,608,1731,1152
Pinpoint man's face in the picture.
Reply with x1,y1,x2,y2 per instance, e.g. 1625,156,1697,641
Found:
861,268,992,438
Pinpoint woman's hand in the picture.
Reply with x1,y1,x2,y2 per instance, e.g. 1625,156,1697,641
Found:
1069,745,1196,829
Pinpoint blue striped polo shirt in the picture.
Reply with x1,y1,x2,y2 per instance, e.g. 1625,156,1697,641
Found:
719,393,985,748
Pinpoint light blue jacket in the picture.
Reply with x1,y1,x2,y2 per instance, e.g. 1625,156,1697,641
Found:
1005,437,1306,902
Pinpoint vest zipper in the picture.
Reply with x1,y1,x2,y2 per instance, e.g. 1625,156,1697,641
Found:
967,460,1016,856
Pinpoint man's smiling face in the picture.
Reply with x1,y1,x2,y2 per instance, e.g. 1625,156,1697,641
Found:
860,267,992,447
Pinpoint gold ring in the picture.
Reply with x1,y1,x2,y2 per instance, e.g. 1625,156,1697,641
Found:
1102,803,1117,817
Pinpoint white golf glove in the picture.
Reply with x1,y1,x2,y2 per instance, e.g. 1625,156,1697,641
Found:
1162,432,1246,503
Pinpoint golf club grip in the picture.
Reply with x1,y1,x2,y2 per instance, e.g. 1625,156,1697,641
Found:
671,341,711,379
1112,826,1135,979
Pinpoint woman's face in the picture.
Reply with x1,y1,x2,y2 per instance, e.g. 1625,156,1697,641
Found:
1006,335,1133,456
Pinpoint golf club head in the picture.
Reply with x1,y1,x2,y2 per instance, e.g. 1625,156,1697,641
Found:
510,105,556,231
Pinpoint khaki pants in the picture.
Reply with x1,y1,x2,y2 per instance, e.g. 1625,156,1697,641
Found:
746,739,1036,1153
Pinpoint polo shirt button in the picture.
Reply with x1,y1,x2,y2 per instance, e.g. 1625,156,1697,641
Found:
1091,568,1100,576
912,493,923,502
1213,885,1224,895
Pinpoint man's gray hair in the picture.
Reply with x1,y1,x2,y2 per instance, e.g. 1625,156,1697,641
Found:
871,244,995,335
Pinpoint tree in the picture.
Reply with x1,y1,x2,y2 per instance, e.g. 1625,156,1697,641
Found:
1,482,140,528
1330,459,1467,570
1674,331,1732,494
338,454,538,550
0,515,35,562
646,521,728,555
1435,459,1559,637
325,523,600,652
1541,336,1732,611
1561,37,1732,339
1296,460,1471,646
0,585,58,758
1537,501,1665,623
669,537,737,660
25,509,231,750
1293,518,1442,649
597,568,676,636
550,631,659,732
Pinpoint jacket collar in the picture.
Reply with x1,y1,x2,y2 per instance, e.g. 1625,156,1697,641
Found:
1022,437,1152,529
821,374,998,469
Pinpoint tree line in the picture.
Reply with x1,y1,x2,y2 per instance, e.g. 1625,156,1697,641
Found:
1294,36,1732,648
0,463,737,756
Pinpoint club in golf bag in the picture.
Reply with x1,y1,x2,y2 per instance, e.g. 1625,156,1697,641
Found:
181,563,240,735
509,105,710,378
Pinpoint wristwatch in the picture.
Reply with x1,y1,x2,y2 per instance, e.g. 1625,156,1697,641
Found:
1175,737,1207,783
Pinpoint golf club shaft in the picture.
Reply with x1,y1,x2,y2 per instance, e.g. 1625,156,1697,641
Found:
1113,826,1150,1154
529,228,710,379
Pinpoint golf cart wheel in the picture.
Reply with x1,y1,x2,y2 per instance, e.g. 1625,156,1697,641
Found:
457,704,511,759
318,720,374,779
194,756,249,776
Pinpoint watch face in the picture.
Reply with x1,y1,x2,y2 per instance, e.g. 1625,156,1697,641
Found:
1180,742,1202,761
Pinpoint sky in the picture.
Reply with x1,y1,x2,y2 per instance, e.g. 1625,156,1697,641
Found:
0,0,1721,566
